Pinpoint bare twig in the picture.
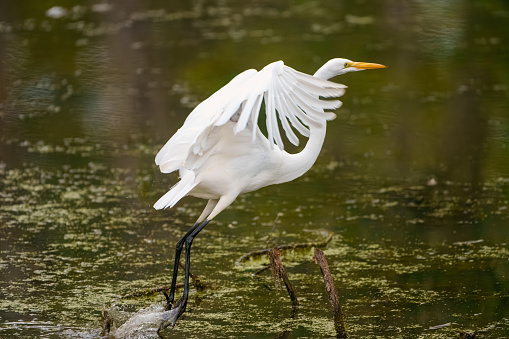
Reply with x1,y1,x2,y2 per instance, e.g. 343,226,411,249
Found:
119,284,184,300
179,262,206,291
118,263,206,303
273,330,291,339
459,330,477,339
100,309,115,336
268,248,299,307
252,264,271,276
236,231,334,264
313,248,347,338
271,212,283,232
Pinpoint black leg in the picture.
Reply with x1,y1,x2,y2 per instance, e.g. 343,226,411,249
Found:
164,219,210,327
165,222,200,311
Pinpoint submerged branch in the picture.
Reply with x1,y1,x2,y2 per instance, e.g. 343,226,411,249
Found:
100,309,115,336
236,230,334,264
120,266,205,300
252,264,271,276
119,284,184,300
459,330,477,338
313,248,347,338
179,262,207,292
268,248,299,307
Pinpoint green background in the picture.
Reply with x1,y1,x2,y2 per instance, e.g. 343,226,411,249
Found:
0,1,508,338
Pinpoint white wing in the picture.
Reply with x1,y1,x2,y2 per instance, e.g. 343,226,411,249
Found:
155,68,257,173
155,60,346,174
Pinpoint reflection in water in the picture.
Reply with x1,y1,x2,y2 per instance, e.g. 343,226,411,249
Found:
0,1,508,338
440,84,486,188
414,0,464,60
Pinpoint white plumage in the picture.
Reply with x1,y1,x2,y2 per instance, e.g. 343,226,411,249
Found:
154,60,349,218
154,58,386,327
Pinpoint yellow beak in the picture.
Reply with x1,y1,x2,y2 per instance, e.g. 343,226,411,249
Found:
350,61,386,69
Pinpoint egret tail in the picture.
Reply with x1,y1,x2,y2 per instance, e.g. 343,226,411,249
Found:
154,170,197,210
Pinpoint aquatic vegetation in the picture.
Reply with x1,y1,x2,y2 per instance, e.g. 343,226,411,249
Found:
1,0,509,337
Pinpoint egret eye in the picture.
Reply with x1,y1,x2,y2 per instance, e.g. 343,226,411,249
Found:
344,62,351,68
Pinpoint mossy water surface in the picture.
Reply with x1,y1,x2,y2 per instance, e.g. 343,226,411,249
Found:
1,1,509,338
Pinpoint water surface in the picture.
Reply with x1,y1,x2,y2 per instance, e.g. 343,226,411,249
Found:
1,1,508,338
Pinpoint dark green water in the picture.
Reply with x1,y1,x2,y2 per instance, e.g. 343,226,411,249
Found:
1,1,508,338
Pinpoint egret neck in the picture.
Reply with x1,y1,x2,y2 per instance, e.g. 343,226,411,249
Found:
313,60,340,80
277,67,335,185
278,119,327,184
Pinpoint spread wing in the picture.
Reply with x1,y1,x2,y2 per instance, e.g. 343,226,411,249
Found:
155,60,346,174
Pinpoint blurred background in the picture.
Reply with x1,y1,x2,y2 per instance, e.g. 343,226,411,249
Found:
0,1,508,338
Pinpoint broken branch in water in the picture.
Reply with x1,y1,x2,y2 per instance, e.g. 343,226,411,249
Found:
459,330,477,338
119,266,205,301
236,230,334,264
100,309,115,336
252,264,271,276
179,262,206,292
268,248,299,307
119,284,183,300
313,248,347,338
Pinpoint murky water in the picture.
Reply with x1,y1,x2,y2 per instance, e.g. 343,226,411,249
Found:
1,1,508,338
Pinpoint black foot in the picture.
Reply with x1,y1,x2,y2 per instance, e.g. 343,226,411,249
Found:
163,292,173,311
159,297,187,331
171,297,186,326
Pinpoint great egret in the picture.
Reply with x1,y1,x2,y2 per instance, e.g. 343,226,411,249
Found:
154,58,386,327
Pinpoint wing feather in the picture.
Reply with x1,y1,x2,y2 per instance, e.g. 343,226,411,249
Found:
293,85,342,110
279,94,316,128
155,68,258,172
289,90,333,122
273,75,310,138
279,96,310,137
274,94,300,146
249,95,263,143
235,92,259,133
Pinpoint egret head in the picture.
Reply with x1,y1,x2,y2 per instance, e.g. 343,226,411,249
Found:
314,58,386,80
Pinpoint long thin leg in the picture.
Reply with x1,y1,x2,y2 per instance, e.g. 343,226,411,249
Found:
164,222,200,310
165,199,217,309
161,195,237,328
168,219,210,326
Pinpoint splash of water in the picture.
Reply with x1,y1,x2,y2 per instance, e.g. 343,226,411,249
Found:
110,303,177,338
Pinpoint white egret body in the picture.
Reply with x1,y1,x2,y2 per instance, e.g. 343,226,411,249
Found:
154,58,385,328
